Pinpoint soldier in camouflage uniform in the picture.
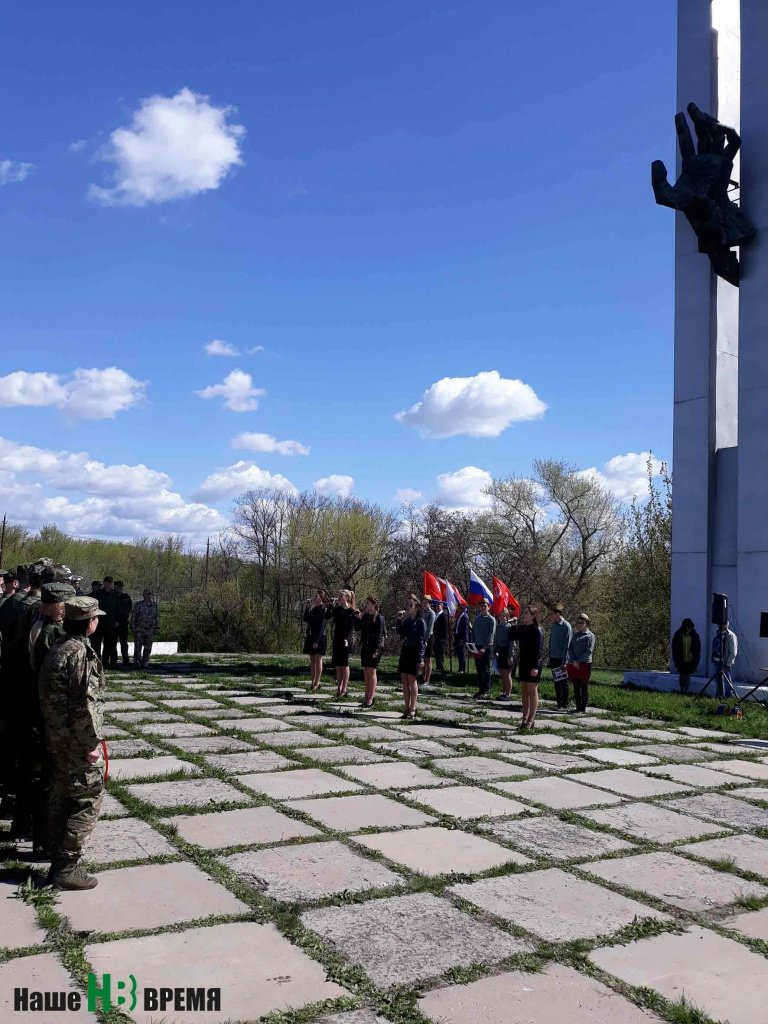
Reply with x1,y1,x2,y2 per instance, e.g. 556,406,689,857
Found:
131,589,159,667
39,596,106,890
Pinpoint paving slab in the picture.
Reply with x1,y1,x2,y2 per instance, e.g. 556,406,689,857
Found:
393,723,471,737
431,755,530,781
691,741,745,755
205,750,295,773
577,730,635,745
169,735,255,753
293,745,388,765
158,697,222,709
86,921,346,1023
340,761,454,790
315,1012,389,1024
126,778,251,809
375,738,456,759
354,824,529,876
257,730,335,748
512,733,582,749
642,762,744,788
581,747,659,767
723,906,768,941
84,817,174,864
451,867,666,940
100,792,130,817
730,786,768,802
678,726,730,738
169,805,320,849
678,834,768,878
0,952,98,1023
440,735,529,753
0,879,47,949
627,728,686,742
710,758,768,781
562,768,690,799
57,861,247,933
105,738,156,757
288,793,434,832
137,721,214,737
190,707,259,720
580,802,726,843
492,776,623,809
343,725,407,742
628,743,717,763
107,754,201,781
110,710,183,724
236,767,363,800
405,785,531,820
104,699,155,711
590,926,768,1024
505,750,599,772
302,892,526,988
586,851,768,911
662,792,768,830
418,963,661,1024
221,839,401,901
480,815,634,861
101,724,129,738
229,694,283,705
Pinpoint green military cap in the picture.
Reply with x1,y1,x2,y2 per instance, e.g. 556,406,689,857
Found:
64,596,106,620
41,582,76,604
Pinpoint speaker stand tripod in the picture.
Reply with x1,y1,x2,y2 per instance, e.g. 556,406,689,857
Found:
697,664,734,700
736,670,768,709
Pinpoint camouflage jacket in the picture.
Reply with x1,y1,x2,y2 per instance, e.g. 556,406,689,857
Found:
131,599,159,633
38,636,105,758
29,614,66,675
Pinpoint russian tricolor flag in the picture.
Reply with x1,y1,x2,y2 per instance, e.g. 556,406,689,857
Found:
467,569,493,605
438,577,467,616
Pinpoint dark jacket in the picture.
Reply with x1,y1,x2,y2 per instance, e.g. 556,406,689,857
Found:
433,610,448,642
326,605,357,643
117,591,133,624
518,622,544,670
396,614,427,659
303,605,326,645
356,612,386,654
97,587,121,625
454,611,470,644
671,627,702,672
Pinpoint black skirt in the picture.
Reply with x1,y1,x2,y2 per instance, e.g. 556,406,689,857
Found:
331,638,350,668
397,645,421,676
361,647,382,668
303,635,327,656
496,645,511,669
425,636,434,659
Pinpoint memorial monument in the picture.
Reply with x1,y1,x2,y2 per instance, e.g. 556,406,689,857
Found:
627,0,767,690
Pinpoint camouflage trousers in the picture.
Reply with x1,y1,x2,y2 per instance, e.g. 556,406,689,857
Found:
133,629,155,666
48,757,104,866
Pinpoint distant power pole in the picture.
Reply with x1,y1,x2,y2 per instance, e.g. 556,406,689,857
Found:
204,537,210,592
0,514,6,569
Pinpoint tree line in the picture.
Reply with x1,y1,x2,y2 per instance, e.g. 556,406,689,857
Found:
0,457,671,669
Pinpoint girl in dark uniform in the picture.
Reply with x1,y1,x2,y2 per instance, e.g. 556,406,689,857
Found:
303,591,328,691
395,594,427,720
326,589,356,697
355,595,386,707
517,605,545,729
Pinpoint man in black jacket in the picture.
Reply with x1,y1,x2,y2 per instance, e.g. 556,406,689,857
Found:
432,602,449,677
114,582,133,668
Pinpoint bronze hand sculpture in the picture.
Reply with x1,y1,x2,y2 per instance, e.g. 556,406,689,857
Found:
652,102,755,285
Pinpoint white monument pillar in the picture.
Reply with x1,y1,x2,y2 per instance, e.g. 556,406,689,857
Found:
735,0,768,682
671,0,765,683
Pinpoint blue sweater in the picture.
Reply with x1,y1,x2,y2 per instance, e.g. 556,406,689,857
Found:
568,629,595,664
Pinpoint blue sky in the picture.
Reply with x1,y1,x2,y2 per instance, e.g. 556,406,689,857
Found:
0,0,677,543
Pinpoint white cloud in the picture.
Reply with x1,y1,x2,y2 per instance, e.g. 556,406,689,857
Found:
395,370,546,439
0,367,145,420
205,339,239,357
195,461,298,501
435,466,493,509
395,487,423,504
204,340,265,357
232,432,309,457
314,474,354,497
196,369,264,413
68,140,86,154
0,159,34,185
90,87,245,207
582,451,662,503
0,436,226,544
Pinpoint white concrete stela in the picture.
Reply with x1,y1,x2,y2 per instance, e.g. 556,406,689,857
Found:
627,0,768,691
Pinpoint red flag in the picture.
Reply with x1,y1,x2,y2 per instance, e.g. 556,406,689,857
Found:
492,576,520,617
423,571,443,601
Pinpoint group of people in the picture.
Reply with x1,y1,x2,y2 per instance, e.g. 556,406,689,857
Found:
302,586,596,724
86,577,160,669
0,563,159,892
671,615,738,696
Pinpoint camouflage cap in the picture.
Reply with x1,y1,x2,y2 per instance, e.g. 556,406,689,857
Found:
41,582,76,604
64,596,106,620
